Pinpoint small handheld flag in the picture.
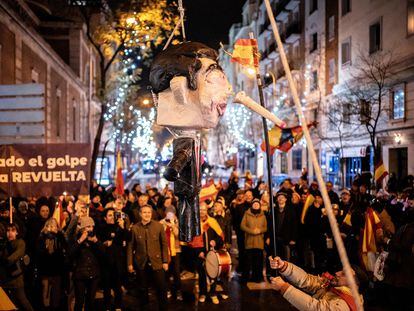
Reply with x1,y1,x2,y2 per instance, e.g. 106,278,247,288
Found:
261,122,317,154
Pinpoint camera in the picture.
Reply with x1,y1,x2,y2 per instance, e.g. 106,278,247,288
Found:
87,230,95,237
115,212,126,220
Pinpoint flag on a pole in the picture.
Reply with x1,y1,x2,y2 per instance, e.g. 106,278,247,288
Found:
115,151,124,196
230,38,259,67
374,159,388,184
361,207,382,271
261,122,317,155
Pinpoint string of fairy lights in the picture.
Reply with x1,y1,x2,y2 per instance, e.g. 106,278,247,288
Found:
103,12,158,161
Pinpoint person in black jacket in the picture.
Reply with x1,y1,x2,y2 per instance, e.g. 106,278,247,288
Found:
37,218,66,310
98,208,129,311
213,197,232,248
266,192,298,264
230,190,249,274
70,216,103,311
2,222,34,311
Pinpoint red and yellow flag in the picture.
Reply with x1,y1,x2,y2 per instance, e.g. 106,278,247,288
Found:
300,193,315,224
53,199,66,229
231,38,259,67
115,150,124,196
261,122,317,155
361,207,382,271
374,159,388,184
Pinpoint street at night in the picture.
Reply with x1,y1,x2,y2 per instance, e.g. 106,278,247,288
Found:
1,0,414,310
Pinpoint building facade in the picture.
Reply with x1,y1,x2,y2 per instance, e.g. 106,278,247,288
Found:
210,0,414,187
0,0,100,146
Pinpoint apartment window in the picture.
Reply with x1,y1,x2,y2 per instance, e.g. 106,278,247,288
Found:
360,99,371,124
281,152,288,174
56,89,61,137
309,0,318,14
292,149,303,170
72,98,77,141
408,0,414,35
343,102,351,123
328,16,335,41
311,70,318,91
369,18,382,54
392,84,405,119
342,0,351,16
341,37,351,65
310,32,318,53
329,58,336,83
31,68,39,83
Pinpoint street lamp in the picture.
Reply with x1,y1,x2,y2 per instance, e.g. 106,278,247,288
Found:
265,71,276,99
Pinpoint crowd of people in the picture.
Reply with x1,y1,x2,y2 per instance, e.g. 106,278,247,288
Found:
0,169,413,310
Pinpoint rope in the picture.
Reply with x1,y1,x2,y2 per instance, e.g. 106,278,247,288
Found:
178,0,186,41
263,0,364,310
163,0,186,50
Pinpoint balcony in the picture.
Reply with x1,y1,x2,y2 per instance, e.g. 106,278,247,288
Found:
285,21,301,43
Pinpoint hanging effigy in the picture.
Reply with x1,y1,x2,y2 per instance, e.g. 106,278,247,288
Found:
149,42,232,241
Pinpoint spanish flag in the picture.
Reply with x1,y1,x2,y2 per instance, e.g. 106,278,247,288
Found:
231,38,259,67
374,159,388,184
53,199,66,230
199,183,218,202
361,207,382,271
115,150,124,196
261,122,317,155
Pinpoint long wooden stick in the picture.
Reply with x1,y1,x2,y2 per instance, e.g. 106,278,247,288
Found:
263,0,363,309
249,32,277,257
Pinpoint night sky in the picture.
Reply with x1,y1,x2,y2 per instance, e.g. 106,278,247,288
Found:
182,0,245,48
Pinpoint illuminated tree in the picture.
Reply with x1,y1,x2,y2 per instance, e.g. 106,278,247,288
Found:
71,0,179,178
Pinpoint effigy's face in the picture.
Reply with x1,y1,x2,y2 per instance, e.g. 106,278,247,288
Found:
196,58,232,128
156,58,232,129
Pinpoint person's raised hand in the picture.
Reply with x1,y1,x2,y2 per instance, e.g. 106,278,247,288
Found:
117,218,125,229
162,263,169,271
269,256,285,270
270,276,287,291
104,240,113,247
88,235,98,243
78,230,88,244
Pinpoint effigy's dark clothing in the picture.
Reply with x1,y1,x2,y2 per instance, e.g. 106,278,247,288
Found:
164,137,201,242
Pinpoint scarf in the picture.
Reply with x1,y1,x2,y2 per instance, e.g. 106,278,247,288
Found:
165,225,176,258
321,272,357,311
201,216,224,238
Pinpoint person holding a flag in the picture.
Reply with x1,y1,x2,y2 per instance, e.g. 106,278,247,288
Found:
268,255,367,311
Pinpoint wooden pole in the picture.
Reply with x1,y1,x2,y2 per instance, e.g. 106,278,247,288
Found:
249,32,277,256
263,0,363,309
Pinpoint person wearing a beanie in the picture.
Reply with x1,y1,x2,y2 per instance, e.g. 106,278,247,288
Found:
70,216,103,311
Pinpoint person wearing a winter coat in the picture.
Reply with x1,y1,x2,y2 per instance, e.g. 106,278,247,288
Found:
70,216,103,311
1,223,34,311
269,256,367,311
37,218,67,310
98,207,129,311
240,199,267,282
